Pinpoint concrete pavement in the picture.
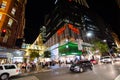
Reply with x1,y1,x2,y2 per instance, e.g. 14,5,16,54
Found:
12,76,39,80
20,64,62,76
12,64,70,80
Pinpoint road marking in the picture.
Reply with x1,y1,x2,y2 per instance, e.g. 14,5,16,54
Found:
114,74,120,80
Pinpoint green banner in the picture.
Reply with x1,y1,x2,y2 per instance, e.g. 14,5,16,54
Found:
59,42,82,56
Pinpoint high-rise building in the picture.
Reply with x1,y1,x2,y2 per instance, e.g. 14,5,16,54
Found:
44,0,113,46
43,0,115,60
116,0,120,8
0,0,27,48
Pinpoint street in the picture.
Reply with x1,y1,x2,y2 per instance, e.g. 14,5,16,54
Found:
11,63,120,80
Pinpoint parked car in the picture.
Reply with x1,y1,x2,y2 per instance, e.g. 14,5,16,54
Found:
100,56,113,63
90,59,98,65
69,60,93,73
113,56,120,63
0,64,21,80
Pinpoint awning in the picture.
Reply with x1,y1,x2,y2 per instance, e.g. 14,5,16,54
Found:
59,42,82,56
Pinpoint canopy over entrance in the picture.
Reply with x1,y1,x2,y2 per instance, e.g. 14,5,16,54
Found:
59,42,82,56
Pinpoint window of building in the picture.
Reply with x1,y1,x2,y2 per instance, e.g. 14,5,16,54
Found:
0,14,2,20
15,0,19,5
1,1,7,10
8,18,13,27
11,8,16,15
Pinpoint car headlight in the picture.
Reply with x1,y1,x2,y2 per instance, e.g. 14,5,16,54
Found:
108,59,112,61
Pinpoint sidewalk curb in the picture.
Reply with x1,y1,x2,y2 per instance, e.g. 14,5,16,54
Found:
12,76,39,80
20,69,52,76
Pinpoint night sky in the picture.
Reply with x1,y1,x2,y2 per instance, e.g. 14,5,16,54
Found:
25,0,120,44
24,0,55,43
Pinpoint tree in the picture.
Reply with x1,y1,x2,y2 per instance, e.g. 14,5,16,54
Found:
44,50,51,58
29,50,40,61
91,40,109,56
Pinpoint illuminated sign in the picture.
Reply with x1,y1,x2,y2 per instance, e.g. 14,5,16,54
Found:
57,24,80,36
57,26,66,36
68,24,80,34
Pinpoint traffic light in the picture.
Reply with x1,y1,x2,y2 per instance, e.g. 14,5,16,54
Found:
1,29,6,37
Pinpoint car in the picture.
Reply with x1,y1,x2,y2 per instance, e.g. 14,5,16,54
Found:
113,56,120,63
100,56,113,63
69,60,93,73
90,59,98,65
0,64,21,80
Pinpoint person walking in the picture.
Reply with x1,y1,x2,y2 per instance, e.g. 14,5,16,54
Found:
36,62,39,72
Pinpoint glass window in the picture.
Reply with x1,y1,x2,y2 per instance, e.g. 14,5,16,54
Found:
8,18,13,27
11,8,16,15
0,14,2,20
1,1,7,10
0,66,3,70
4,65,16,69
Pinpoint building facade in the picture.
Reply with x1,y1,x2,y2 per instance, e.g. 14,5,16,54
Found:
44,0,112,46
0,0,27,48
43,0,115,61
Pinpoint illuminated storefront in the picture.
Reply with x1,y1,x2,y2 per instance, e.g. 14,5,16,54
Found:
49,43,59,61
0,53,8,64
59,42,82,56
0,47,25,64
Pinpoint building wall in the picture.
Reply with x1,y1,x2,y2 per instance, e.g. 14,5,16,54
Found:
45,23,80,47
0,0,27,48
116,0,120,8
44,0,115,49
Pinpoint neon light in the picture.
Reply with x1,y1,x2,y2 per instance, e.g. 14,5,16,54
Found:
68,24,80,34
57,26,66,36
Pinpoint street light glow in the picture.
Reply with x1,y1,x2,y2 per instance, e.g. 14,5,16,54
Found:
103,39,107,42
86,32,92,37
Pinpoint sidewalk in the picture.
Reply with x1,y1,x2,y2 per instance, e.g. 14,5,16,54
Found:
20,68,52,76
20,64,69,76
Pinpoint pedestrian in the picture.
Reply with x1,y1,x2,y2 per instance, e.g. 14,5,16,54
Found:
26,62,32,72
21,62,26,73
36,62,39,72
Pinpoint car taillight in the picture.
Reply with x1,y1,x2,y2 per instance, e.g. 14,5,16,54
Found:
93,61,96,63
16,70,19,72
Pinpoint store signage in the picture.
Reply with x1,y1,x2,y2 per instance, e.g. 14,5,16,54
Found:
68,24,80,34
57,24,80,36
57,26,66,36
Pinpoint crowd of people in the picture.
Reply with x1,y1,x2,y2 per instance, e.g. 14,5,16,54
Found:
14,60,56,73
0,57,82,74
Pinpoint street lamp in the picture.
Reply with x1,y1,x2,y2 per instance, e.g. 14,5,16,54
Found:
86,31,94,43
86,31,93,37
103,39,107,43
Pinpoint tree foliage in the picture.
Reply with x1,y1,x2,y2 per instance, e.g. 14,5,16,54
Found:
29,50,40,61
44,50,51,58
91,40,109,56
